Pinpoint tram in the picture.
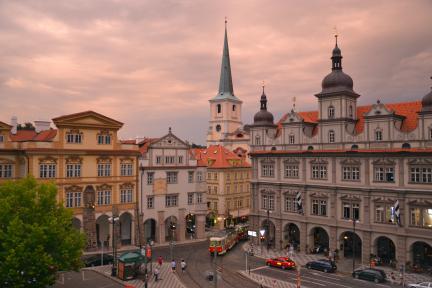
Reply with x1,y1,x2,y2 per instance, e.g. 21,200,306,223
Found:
209,224,249,255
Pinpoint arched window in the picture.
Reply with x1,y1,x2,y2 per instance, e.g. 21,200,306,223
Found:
289,134,295,144
402,143,411,149
375,129,383,141
217,104,221,114
307,146,314,151
349,105,353,118
328,106,335,119
216,125,221,132
351,144,359,150
271,147,277,151
328,130,335,143
255,136,261,145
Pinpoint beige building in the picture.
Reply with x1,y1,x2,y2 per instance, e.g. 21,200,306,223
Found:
0,111,140,251
249,37,432,269
138,129,207,244
194,145,251,229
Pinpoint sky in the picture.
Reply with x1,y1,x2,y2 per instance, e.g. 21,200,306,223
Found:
0,0,431,145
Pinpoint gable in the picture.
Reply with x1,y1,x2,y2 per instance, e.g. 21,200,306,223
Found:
0,121,12,131
150,133,189,149
52,111,123,130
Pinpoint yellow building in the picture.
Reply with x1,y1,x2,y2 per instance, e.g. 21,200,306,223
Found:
193,145,250,229
0,111,140,251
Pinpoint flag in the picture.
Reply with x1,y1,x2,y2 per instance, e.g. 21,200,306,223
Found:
394,200,401,226
295,191,303,214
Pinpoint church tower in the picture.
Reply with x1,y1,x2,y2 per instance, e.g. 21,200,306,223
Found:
207,21,243,147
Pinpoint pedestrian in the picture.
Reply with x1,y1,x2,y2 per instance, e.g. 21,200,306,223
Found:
171,259,176,272
158,255,163,266
289,245,294,258
154,267,160,281
180,259,187,273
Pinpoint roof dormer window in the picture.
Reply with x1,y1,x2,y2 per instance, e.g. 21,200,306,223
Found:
375,129,383,141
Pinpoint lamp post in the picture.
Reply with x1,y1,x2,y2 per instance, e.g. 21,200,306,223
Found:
109,215,119,277
352,217,358,273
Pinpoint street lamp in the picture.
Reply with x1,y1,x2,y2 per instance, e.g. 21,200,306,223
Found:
108,216,119,277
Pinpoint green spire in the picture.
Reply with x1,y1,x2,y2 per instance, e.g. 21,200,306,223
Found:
212,19,240,102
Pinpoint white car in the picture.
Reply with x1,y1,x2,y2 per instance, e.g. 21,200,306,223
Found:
408,282,432,288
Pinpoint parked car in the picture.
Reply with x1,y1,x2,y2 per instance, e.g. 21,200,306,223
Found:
352,268,387,283
408,282,432,288
305,259,337,273
82,254,114,267
265,257,296,270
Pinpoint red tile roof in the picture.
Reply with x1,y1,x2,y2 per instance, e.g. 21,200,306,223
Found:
278,101,422,135
251,147,432,155
138,138,159,155
9,129,57,142
192,145,250,168
120,139,137,145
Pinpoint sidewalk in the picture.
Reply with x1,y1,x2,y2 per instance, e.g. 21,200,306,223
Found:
88,263,186,288
243,242,432,286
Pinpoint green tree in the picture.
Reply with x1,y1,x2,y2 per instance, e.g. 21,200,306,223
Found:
0,177,85,287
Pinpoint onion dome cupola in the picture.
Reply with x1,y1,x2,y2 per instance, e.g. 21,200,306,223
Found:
421,76,432,112
253,85,275,126
316,35,359,98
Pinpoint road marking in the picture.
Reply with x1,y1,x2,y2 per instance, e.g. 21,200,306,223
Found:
301,275,353,288
249,265,268,272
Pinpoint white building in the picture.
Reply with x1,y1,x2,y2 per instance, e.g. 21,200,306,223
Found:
138,128,207,244
249,36,432,269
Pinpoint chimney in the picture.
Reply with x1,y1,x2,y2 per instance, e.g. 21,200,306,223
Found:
34,120,51,133
11,116,17,135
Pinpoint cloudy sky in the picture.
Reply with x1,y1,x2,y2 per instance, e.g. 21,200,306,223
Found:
1,0,431,144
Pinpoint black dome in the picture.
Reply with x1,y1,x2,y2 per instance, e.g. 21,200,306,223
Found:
332,45,341,56
421,90,432,112
322,69,354,92
253,110,274,125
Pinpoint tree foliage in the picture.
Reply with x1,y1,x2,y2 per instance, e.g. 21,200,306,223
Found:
0,177,85,287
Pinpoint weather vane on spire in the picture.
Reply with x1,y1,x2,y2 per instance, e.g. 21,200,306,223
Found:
333,26,338,45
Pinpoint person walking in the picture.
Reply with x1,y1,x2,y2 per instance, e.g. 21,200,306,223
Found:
154,267,160,282
171,259,176,272
158,256,163,266
180,259,187,273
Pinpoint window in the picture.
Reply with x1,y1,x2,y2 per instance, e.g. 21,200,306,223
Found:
187,193,194,205
410,167,432,183
284,195,297,213
328,130,335,143
188,171,194,183
375,129,383,141
312,164,327,179
374,203,395,224
216,125,221,132
374,167,394,182
97,189,111,205
255,136,261,145
343,202,360,220
284,164,299,178
349,105,353,118
166,172,178,184
197,171,203,182
226,185,230,193
0,135,4,143
0,164,13,178
66,130,82,144
147,172,154,185
328,106,335,119
97,163,111,177
214,173,218,180
409,207,432,228
178,156,183,164
289,134,295,144
120,188,133,203
342,166,360,181
120,163,133,176
165,195,178,207
39,163,56,178
261,193,274,210
156,156,162,164
262,163,275,177
196,193,203,204
165,156,175,164
65,192,81,208
97,131,111,145
217,104,221,113
311,199,327,216
232,105,236,111
213,186,218,194
66,164,81,178
147,196,154,209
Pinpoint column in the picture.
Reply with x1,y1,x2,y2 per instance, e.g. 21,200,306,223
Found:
195,214,206,239
178,208,186,241
158,211,165,243
397,233,407,265
329,226,337,252
362,231,371,266
300,222,307,253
